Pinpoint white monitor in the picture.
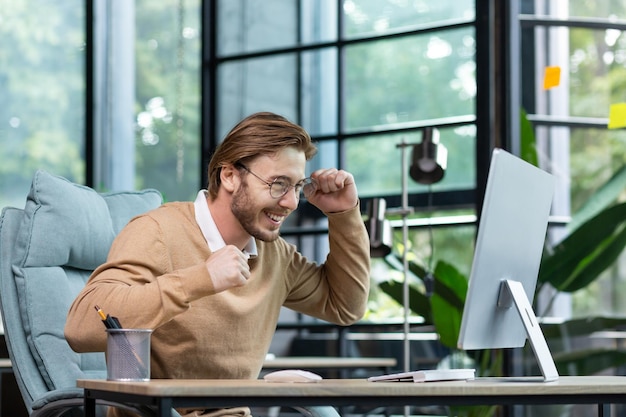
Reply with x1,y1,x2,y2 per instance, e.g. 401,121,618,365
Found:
457,148,558,382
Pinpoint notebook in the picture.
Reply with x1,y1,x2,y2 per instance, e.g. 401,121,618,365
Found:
367,368,475,383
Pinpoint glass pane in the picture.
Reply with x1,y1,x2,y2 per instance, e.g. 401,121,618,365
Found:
527,25,626,119
310,140,338,173
570,27,626,118
301,48,338,136
566,112,626,320
343,28,475,132
342,0,475,39
534,125,626,318
569,1,626,19
0,1,85,209
413,223,476,280
343,126,476,198
135,0,201,201
522,0,626,322
368,222,477,320
564,129,626,317
572,250,626,317
301,0,338,44
570,128,626,208
217,0,298,56
217,54,297,141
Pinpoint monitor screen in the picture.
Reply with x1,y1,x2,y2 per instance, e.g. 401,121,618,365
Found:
457,148,558,381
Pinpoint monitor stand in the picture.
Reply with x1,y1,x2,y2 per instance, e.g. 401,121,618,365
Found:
498,279,559,382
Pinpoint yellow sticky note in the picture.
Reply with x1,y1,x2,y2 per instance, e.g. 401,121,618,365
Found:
608,103,626,129
543,66,561,90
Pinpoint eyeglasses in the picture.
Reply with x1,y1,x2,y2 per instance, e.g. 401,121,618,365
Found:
236,163,317,199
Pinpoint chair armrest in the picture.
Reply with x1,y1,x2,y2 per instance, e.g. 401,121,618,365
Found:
31,387,84,410
31,387,164,417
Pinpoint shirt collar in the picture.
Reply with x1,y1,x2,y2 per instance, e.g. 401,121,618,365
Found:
193,190,258,258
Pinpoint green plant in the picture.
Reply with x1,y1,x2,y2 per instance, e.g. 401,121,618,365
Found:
538,169,626,294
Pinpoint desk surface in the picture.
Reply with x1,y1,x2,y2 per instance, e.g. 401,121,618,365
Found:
78,376,626,398
80,376,626,417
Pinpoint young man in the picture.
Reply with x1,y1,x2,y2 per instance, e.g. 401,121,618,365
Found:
65,112,371,417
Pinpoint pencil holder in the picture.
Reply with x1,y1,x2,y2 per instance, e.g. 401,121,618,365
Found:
106,328,152,381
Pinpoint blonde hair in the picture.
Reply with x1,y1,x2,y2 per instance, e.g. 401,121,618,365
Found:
207,112,317,199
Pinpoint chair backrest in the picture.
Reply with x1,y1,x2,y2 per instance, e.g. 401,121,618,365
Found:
0,170,162,414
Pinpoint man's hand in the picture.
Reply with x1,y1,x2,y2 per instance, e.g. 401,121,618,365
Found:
205,245,250,292
305,168,358,213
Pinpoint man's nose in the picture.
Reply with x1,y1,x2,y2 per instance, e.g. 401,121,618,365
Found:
278,187,299,210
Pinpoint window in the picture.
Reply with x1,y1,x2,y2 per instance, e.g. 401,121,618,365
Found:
0,1,86,208
203,0,479,323
204,0,626,327
101,0,201,200
519,0,626,317
0,1,201,208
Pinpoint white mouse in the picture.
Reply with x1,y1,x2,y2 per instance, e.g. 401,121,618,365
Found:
263,369,322,383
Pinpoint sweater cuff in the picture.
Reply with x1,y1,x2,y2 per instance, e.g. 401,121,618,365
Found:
326,200,365,229
178,263,216,302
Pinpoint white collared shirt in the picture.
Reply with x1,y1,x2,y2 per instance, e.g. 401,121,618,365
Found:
193,190,257,258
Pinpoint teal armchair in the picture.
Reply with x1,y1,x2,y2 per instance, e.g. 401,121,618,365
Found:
0,170,163,417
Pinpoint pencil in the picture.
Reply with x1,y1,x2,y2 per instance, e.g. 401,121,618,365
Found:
94,305,122,329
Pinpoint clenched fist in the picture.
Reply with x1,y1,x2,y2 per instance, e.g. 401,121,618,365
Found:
205,245,250,292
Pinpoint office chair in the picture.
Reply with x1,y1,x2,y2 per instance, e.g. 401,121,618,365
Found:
0,170,339,417
0,170,163,417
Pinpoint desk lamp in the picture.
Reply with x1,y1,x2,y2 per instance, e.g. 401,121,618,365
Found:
409,127,447,185
368,127,447,377
366,198,393,257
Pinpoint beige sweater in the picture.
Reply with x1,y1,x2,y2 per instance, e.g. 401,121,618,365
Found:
65,201,370,383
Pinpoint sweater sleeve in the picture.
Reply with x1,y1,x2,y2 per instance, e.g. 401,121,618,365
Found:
65,206,213,352
282,202,371,325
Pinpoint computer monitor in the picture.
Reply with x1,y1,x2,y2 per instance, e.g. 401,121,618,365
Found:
457,148,558,382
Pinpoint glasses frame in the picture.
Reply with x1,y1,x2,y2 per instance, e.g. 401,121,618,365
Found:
235,162,315,199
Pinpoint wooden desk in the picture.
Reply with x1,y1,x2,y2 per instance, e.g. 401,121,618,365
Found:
79,376,626,417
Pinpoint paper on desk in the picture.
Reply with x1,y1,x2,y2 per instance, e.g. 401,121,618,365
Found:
368,368,475,383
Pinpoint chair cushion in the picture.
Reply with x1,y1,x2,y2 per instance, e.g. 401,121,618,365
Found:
11,170,162,389
15,170,162,271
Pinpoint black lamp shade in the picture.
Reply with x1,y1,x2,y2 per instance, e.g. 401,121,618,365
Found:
409,127,447,184
365,198,393,258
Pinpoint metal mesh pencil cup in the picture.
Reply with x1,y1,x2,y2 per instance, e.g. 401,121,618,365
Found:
106,328,152,381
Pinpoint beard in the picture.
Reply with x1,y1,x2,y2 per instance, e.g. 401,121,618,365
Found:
231,181,283,242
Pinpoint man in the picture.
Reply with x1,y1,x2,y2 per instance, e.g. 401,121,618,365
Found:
65,112,371,417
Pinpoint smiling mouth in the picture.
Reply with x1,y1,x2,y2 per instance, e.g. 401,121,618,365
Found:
265,211,287,225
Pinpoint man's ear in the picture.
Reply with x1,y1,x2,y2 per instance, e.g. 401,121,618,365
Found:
220,164,240,193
